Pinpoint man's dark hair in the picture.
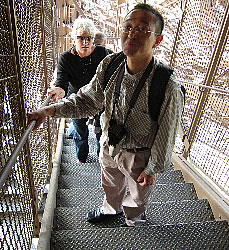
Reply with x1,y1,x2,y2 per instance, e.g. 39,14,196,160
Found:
132,3,164,35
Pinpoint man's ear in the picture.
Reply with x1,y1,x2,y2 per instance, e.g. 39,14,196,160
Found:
152,34,163,48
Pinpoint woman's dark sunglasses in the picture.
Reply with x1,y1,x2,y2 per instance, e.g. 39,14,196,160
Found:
77,36,93,42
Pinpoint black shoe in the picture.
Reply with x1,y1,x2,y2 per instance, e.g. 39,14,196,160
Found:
65,135,73,139
120,223,129,227
87,208,123,223
78,159,86,163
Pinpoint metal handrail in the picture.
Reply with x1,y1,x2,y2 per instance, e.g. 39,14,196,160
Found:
177,79,229,95
0,94,53,190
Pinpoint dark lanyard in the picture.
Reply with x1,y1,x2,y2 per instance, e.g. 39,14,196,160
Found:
111,59,154,125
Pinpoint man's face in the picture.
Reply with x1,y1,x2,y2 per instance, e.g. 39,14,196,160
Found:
121,9,162,58
75,30,94,57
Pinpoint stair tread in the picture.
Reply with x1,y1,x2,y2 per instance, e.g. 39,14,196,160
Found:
51,124,226,249
60,163,101,175
54,199,214,230
60,162,175,174
56,183,198,207
58,170,184,189
51,220,229,250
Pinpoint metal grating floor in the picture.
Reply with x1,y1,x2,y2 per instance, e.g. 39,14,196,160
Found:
51,121,229,249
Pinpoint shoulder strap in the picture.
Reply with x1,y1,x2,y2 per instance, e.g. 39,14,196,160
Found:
124,59,154,123
104,52,126,90
149,62,173,121
104,55,179,122
111,59,154,125
181,85,186,104
94,46,108,64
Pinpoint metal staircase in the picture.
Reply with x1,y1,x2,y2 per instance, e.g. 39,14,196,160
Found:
50,121,229,249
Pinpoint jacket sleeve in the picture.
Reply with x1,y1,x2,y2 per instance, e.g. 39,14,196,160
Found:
52,54,115,119
144,80,184,176
55,53,71,95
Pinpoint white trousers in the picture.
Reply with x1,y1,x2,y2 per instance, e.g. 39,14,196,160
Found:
100,143,153,226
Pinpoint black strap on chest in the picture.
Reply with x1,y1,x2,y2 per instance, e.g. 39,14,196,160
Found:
104,52,174,122
111,59,154,125
149,62,173,121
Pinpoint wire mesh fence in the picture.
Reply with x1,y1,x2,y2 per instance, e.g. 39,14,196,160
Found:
0,0,228,249
0,0,58,249
164,0,228,194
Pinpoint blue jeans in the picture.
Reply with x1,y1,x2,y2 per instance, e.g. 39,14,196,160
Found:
72,118,89,162
66,122,75,138
72,118,101,162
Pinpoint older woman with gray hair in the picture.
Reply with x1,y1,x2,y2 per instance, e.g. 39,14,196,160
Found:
49,18,110,162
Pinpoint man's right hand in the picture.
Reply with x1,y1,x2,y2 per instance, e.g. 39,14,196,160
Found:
27,106,56,130
48,87,65,101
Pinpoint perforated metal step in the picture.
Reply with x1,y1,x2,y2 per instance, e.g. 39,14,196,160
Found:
58,170,184,189
51,220,229,250
155,170,184,184
56,183,198,208
63,129,98,146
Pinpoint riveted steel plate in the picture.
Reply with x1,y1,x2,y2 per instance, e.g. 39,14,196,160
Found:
60,162,101,175
146,199,214,225
149,183,197,202
53,199,214,230
58,175,101,189
51,221,229,250
155,170,184,184
56,182,198,208
56,188,104,208
58,170,184,189
53,207,126,230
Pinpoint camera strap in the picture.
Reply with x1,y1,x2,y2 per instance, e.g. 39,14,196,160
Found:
111,58,154,125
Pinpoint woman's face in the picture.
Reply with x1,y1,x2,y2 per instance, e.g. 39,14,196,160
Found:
74,30,95,58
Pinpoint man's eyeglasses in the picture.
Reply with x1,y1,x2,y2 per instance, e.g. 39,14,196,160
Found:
77,36,94,42
120,26,158,36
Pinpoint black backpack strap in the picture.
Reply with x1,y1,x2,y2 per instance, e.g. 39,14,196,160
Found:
110,65,125,119
110,59,154,124
94,45,110,66
123,59,154,124
104,52,126,90
181,85,186,104
149,62,173,121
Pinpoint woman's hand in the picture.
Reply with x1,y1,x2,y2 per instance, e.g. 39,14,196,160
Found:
48,87,65,101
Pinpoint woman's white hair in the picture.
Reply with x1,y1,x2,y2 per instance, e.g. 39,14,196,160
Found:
71,18,96,38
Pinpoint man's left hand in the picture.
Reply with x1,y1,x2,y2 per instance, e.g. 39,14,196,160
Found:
137,171,156,186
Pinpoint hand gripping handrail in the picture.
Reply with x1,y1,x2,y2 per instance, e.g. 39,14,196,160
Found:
0,94,53,190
